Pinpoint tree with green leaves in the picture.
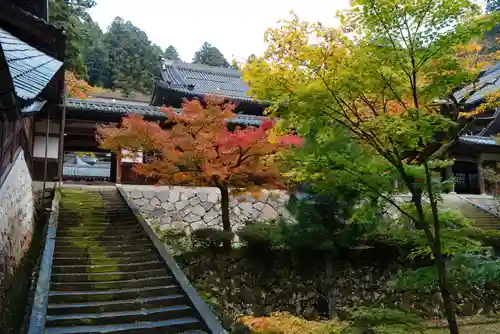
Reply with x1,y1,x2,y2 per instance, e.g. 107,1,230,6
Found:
164,45,181,61
49,0,96,78
282,123,392,317
103,17,162,94
244,1,498,332
484,0,499,53
230,59,239,70
193,42,230,68
79,18,110,87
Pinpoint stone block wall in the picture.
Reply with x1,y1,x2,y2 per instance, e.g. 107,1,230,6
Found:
120,185,290,233
0,151,35,305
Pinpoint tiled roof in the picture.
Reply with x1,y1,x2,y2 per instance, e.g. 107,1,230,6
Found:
0,27,63,108
66,98,267,126
66,98,165,118
158,60,253,101
458,135,499,146
21,99,46,116
454,63,500,105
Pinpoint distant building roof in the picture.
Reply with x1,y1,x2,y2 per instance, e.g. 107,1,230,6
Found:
0,26,62,109
156,60,253,102
66,97,267,126
67,98,164,118
454,63,500,106
458,135,499,146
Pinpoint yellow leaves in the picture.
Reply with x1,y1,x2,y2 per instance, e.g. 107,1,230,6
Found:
460,91,500,118
65,71,94,98
237,312,343,334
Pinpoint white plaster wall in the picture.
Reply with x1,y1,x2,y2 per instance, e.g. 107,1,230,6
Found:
0,151,35,295
33,136,59,159
34,119,60,134
121,185,290,233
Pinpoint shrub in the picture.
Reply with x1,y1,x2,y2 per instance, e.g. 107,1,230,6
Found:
155,228,190,255
235,312,343,334
464,228,500,250
191,228,234,249
342,307,423,333
438,209,473,229
238,222,284,250
397,203,472,229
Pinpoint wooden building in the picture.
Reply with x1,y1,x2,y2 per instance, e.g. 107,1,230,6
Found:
61,61,268,183
151,59,266,115
443,63,500,194
0,0,65,308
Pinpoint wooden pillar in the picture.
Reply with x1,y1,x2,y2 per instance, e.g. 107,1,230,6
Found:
110,152,117,183
477,155,486,195
115,150,122,184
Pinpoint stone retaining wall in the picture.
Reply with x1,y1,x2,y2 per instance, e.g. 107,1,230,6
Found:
0,151,34,307
120,185,290,233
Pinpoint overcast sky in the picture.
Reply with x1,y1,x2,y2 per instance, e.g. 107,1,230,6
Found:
88,0,350,62
88,0,487,63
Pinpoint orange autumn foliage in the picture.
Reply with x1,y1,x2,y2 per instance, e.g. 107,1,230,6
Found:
65,71,94,98
96,97,302,191
237,312,343,333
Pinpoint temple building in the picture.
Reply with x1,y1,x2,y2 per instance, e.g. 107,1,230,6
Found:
60,59,268,183
443,63,500,194
1,0,498,192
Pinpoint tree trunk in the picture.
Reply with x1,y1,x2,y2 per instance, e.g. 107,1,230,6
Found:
436,250,459,334
422,162,459,334
218,184,231,250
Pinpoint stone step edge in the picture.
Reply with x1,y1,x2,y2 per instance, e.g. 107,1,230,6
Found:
46,304,191,321
50,275,172,287
45,316,200,334
49,285,178,296
47,294,185,309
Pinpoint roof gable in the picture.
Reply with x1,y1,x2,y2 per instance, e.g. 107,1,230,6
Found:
159,60,252,101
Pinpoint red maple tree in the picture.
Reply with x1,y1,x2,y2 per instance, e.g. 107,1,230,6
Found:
96,97,301,233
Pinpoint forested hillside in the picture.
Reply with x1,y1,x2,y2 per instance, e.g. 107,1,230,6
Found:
48,0,233,95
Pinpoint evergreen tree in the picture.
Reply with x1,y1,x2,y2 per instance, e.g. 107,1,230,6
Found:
164,45,181,61
484,0,499,53
230,59,239,70
192,42,230,68
80,18,109,87
49,0,96,78
102,17,162,94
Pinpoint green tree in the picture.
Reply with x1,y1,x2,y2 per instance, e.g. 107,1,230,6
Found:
164,45,181,61
282,124,391,317
49,0,96,78
230,59,239,70
80,18,109,86
244,1,498,332
193,42,230,68
484,0,499,53
103,17,162,94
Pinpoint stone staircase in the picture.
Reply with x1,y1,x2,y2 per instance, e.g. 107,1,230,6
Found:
441,194,500,230
34,188,223,333
393,193,500,230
